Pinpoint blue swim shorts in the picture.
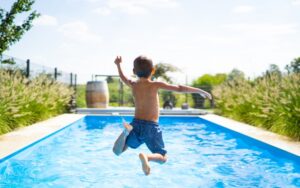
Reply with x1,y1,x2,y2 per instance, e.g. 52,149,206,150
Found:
125,118,167,156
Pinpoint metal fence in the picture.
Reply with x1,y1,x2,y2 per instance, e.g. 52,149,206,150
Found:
0,55,77,86
0,55,78,111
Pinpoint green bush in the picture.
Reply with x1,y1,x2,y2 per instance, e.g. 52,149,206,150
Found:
0,69,74,135
212,73,300,140
76,84,86,108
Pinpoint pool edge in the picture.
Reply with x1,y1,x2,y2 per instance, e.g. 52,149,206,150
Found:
200,114,300,158
0,114,86,163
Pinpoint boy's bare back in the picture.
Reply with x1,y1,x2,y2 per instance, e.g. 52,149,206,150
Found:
131,78,160,122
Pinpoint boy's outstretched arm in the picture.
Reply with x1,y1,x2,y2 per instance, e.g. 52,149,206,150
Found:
156,82,212,100
114,56,133,87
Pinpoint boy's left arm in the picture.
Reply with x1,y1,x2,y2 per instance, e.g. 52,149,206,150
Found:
114,56,134,87
155,82,212,100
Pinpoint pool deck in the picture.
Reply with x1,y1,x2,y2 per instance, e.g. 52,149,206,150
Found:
200,114,300,157
0,114,85,161
0,111,300,162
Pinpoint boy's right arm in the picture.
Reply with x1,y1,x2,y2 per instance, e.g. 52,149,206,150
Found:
155,81,212,100
114,56,133,87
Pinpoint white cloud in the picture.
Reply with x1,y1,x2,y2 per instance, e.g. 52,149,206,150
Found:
93,7,112,16
33,15,58,26
58,21,101,43
92,0,179,15
108,1,147,14
196,35,239,44
233,5,255,14
86,0,100,2
223,23,298,36
292,0,300,5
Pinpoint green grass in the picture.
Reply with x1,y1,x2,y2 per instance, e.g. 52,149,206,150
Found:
0,69,74,135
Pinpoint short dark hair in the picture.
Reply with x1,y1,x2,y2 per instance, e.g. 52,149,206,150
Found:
133,56,154,78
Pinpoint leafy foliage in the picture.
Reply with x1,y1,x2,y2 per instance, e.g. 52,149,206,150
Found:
286,57,300,74
0,0,39,58
152,63,179,83
76,84,86,108
227,69,245,81
193,73,227,88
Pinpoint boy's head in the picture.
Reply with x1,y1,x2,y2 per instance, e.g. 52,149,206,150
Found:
133,56,155,78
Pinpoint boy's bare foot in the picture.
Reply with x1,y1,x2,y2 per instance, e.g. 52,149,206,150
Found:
123,122,133,133
139,153,150,176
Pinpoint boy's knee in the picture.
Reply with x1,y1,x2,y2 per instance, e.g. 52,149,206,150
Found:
161,155,168,163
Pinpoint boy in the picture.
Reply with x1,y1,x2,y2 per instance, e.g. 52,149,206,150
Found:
112,55,212,175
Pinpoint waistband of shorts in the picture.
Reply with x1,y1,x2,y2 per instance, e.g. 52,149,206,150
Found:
132,118,159,126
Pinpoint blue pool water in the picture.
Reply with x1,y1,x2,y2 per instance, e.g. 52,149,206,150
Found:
0,116,300,187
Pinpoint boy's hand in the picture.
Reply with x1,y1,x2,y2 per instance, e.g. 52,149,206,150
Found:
206,93,212,100
200,92,212,100
114,56,122,65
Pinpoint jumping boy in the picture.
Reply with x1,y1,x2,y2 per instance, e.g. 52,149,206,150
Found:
112,55,212,175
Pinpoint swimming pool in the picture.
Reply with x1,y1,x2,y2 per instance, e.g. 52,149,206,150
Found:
0,116,300,187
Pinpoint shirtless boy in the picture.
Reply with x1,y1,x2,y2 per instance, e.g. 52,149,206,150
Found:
112,55,212,175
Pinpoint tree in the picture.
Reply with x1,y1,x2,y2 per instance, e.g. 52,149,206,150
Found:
227,68,245,81
152,63,180,83
0,0,39,60
286,57,300,74
264,64,281,78
192,73,227,89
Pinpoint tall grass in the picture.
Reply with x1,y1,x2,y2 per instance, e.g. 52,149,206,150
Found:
212,73,300,140
0,69,74,135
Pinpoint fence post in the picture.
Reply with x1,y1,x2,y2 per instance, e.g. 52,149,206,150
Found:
26,59,30,78
74,74,77,90
54,68,58,80
73,74,77,110
74,74,77,91
70,73,73,86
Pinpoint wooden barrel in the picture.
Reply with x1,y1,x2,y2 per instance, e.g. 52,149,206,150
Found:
86,81,109,108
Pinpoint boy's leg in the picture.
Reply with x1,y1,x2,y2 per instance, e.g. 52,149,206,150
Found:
139,153,167,175
147,153,168,163
112,122,133,156
139,153,151,175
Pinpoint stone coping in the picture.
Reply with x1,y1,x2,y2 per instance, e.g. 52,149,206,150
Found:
0,114,85,162
200,114,300,157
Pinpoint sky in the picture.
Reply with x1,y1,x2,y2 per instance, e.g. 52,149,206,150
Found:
2,0,300,84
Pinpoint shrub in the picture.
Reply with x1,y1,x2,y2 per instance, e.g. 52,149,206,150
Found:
0,69,74,134
212,73,300,140
76,84,86,108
